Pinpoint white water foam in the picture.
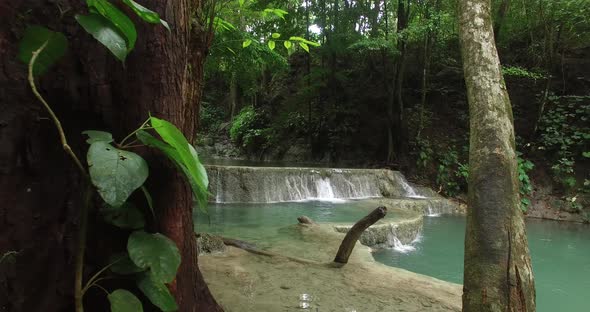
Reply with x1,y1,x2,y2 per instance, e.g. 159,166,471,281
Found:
392,237,416,253
426,204,441,217
399,177,426,199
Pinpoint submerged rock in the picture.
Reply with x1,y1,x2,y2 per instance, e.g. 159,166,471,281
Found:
196,233,226,254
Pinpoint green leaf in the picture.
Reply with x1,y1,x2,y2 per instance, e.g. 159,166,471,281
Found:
271,32,281,39
137,272,178,311
102,203,146,229
242,39,252,48
18,26,67,76
283,40,292,49
87,142,149,207
121,0,170,31
583,151,590,158
268,40,275,50
108,289,143,312
76,13,128,62
142,117,209,212
86,0,137,51
299,42,309,53
140,186,154,218
239,0,245,7
289,36,320,46
110,253,145,275
83,130,114,144
127,231,181,283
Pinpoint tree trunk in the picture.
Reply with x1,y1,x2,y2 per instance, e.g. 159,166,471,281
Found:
113,1,222,311
0,1,223,311
458,0,535,311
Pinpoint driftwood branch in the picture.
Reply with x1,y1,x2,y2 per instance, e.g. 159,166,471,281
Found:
221,237,318,265
333,206,387,265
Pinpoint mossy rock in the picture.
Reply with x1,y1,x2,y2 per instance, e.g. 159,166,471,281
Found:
196,233,226,254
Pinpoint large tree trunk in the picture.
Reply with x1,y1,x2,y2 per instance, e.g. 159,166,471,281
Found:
458,0,535,311
0,1,223,311
114,1,222,310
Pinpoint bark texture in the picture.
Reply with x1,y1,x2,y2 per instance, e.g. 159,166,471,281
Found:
1,0,222,311
333,206,387,264
458,0,535,311
109,1,223,311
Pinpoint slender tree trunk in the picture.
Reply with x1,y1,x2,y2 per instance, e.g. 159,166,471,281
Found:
493,0,510,42
458,0,535,311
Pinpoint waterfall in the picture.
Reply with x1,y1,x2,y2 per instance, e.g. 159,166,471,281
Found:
392,237,416,253
398,176,425,198
314,178,336,200
426,204,441,217
206,166,426,203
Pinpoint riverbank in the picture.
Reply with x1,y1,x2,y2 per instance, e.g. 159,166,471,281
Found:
199,222,462,311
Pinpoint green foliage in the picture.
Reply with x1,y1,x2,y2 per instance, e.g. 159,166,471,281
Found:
502,66,545,80
127,231,181,284
108,289,143,312
86,0,137,51
136,117,209,213
18,26,67,76
102,203,146,230
517,155,535,212
230,106,259,143
137,273,178,312
436,148,468,197
538,95,589,191
109,253,144,275
200,103,225,131
87,141,149,207
76,13,130,62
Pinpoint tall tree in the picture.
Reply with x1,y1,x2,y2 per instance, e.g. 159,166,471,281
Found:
0,1,223,311
458,0,536,311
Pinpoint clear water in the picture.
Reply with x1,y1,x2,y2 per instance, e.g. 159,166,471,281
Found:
194,200,412,249
372,216,590,312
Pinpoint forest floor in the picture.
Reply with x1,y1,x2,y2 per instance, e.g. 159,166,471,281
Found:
199,223,461,312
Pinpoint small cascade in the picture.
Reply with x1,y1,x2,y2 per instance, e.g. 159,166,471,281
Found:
392,237,416,253
426,204,441,217
314,178,336,200
398,177,426,198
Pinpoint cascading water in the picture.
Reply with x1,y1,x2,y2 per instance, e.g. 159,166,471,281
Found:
206,166,404,203
426,204,441,217
398,177,426,199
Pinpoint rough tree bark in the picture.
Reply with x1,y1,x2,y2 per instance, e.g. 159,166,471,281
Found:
458,0,535,311
109,1,223,311
1,1,223,311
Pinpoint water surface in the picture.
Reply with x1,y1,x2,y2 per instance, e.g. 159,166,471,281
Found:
372,216,590,312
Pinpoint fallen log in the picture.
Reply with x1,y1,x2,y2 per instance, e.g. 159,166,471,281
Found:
221,236,318,265
333,206,387,265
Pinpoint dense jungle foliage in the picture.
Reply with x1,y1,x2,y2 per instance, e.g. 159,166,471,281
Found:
199,0,590,217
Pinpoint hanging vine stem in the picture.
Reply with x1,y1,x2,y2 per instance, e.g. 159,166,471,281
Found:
28,41,91,312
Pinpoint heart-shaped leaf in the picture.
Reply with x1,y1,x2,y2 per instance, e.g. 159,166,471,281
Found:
110,253,145,275
87,142,148,207
268,40,275,50
127,231,180,283
102,203,145,229
76,13,128,62
83,130,114,144
108,289,143,312
18,26,67,76
137,272,178,311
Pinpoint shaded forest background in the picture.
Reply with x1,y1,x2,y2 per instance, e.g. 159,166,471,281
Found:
198,0,590,219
